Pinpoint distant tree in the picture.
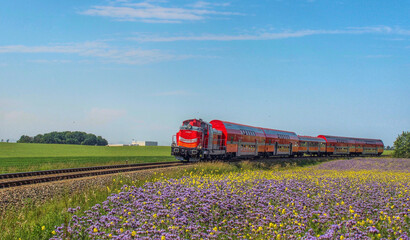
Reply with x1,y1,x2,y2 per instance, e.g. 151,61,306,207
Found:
96,136,108,146
42,133,55,144
82,134,97,145
386,146,391,150
33,134,44,143
16,131,108,146
393,131,410,158
1,139,3,142
70,131,86,143
6,139,9,143
17,135,33,143
66,138,80,145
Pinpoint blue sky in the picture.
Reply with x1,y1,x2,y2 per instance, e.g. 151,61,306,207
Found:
0,0,409,146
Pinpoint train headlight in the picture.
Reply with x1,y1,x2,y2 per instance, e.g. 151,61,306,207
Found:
198,144,202,149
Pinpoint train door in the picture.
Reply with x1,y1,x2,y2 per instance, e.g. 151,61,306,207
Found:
289,143,293,155
237,138,242,157
207,127,213,151
274,142,278,155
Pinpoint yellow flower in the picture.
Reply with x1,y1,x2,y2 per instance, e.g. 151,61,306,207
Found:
161,236,166,240
108,233,112,238
132,231,136,236
93,228,98,233
51,230,56,235
41,226,45,231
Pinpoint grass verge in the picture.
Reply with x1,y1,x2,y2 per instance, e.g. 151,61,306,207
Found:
0,156,175,174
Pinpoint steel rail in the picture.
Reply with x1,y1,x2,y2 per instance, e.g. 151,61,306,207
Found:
0,161,182,179
0,162,186,189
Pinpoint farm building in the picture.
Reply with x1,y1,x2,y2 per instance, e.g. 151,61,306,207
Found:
132,141,158,146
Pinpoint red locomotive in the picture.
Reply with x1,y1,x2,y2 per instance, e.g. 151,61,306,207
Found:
171,119,384,162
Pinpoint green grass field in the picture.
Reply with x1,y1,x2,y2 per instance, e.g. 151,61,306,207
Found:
0,143,174,173
382,149,393,156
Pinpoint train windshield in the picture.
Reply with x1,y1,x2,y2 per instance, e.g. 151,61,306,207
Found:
180,119,203,131
180,123,201,131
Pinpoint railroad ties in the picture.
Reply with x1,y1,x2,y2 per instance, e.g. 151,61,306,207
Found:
0,161,185,189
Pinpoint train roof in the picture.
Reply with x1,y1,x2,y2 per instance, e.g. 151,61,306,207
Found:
221,121,297,135
318,135,384,146
210,120,264,138
298,135,326,143
210,120,298,139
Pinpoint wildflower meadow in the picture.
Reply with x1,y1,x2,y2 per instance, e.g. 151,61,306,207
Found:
52,159,409,239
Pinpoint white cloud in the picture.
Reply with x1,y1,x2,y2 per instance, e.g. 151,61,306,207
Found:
1,26,408,64
129,26,410,42
0,42,107,54
28,59,72,64
189,1,230,8
0,41,190,64
80,1,240,23
85,108,126,125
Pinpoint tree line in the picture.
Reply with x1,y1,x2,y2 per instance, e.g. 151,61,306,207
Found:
17,131,108,146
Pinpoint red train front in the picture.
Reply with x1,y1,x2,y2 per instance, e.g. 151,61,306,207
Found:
171,119,211,161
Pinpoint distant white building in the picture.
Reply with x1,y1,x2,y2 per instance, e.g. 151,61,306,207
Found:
108,144,127,147
132,141,158,146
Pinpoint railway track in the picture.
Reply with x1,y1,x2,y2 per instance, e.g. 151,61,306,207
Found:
0,161,186,189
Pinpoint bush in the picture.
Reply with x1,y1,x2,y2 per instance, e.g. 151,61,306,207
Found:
17,135,33,143
393,131,410,158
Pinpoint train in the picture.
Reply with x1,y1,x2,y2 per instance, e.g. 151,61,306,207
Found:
171,119,384,162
